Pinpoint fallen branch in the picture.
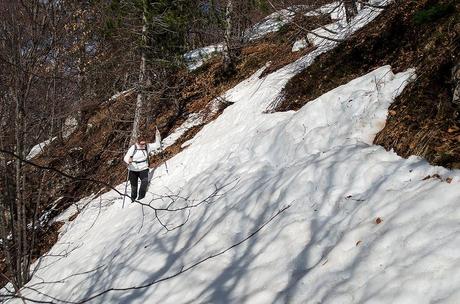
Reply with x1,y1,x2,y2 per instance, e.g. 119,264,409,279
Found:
13,205,291,304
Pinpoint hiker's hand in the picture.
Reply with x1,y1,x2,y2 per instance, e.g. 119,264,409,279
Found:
128,157,133,164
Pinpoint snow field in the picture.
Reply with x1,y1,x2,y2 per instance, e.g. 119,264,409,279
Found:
15,63,460,303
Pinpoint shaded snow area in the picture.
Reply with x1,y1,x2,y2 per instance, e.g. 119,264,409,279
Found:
26,137,57,160
245,5,308,41
9,3,460,304
183,43,224,71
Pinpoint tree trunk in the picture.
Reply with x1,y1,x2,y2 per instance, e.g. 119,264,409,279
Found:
223,0,234,73
452,62,460,121
13,89,25,287
452,63,460,105
344,0,358,23
131,0,149,145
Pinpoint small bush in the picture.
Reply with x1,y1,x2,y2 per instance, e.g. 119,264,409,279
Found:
413,3,455,25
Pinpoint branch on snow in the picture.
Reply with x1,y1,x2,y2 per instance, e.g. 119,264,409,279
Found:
12,205,291,304
0,149,232,227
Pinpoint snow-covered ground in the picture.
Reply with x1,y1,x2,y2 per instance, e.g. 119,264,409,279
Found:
6,2,460,304
245,5,308,41
183,43,224,71
184,2,344,71
26,137,57,160
307,1,391,47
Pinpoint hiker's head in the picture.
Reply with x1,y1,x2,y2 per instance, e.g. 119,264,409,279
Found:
136,137,147,147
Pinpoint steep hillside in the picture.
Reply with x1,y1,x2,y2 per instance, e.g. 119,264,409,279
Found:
277,0,460,168
0,4,336,287
11,1,339,262
3,1,460,303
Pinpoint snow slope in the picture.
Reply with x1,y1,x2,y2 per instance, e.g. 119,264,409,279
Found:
8,2,460,304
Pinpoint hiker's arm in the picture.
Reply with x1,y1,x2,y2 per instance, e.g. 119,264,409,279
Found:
123,146,134,164
147,142,161,155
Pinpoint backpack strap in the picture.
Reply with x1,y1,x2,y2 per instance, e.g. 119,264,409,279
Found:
130,144,150,166
145,145,150,167
130,145,137,158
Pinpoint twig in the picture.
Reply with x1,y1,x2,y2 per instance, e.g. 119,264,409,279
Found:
13,204,291,304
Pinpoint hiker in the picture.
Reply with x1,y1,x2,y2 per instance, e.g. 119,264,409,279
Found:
123,137,160,201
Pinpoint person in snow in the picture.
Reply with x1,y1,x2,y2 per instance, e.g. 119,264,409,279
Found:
123,136,160,201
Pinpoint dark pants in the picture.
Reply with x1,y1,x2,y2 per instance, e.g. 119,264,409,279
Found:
129,169,149,201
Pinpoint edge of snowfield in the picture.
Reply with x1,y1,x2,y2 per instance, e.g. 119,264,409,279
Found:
9,2,460,304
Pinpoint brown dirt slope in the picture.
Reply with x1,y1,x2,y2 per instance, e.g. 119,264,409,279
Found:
277,0,459,168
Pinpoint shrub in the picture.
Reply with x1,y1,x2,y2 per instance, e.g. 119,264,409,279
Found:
413,3,455,25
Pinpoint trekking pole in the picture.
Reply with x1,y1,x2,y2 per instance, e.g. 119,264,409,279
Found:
156,126,169,174
122,169,129,209
162,150,169,174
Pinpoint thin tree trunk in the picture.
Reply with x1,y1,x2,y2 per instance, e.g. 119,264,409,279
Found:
0,134,15,291
452,63,460,106
223,0,234,73
14,90,24,287
131,0,149,145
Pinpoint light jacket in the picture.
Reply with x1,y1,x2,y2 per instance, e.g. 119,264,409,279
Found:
123,142,160,172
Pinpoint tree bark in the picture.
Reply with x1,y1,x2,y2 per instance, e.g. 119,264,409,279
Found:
344,0,358,23
131,0,149,145
452,63,460,105
223,0,234,73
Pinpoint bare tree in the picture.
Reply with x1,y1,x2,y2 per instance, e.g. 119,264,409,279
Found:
0,0,87,290
222,0,235,73
130,0,150,145
0,0,50,289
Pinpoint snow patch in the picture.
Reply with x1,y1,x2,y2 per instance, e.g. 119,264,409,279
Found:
308,1,390,46
109,88,136,102
184,43,224,71
292,38,308,52
245,6,303,41
63,116,78,139
26,137,57,160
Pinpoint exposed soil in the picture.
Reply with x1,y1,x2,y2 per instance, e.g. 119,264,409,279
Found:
277,0,460,168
